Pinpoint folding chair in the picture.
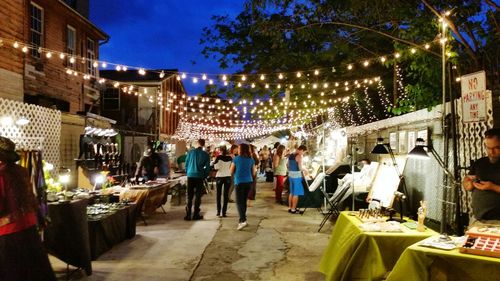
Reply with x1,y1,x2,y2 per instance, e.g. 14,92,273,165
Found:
318,182,352,232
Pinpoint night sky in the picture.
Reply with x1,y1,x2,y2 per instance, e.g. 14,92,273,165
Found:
89,0,244,95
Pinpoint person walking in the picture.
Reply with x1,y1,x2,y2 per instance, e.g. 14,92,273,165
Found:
247,144,260,207
0,136,56,281
213,146,232,217
287,145,308,214
230,143,256,230
227,144,239,203
273,145,287,204
184,139,211,221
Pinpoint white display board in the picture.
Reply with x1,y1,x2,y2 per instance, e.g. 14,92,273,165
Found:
368,155,407,208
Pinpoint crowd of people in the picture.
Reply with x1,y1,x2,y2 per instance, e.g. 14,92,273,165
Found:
181,139,310,230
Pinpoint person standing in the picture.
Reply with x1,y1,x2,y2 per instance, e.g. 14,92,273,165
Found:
287,145,308,214
135,143,159,182
0,136,56,281
230,143,256,230
247,145,260,207
273,145,287,204
463,128,500,224
227,144,239,202
213,146,232,217
184,139,211,221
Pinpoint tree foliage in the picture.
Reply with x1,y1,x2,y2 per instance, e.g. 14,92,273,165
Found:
199,0,499,122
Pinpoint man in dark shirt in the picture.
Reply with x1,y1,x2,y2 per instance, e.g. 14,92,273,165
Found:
135,144,159,181
463,128,500,223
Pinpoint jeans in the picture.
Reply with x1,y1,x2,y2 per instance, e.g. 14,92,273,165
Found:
186,177,204,217
216,177,231,215
235,182,252,223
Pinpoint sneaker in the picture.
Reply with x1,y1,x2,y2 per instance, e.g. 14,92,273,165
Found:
222,214,227,217
184,215,191,221
290,209,297,214
294,209,303,214
216,213,220,217
192,215,204,220
237,221,248,231
288,209,293,213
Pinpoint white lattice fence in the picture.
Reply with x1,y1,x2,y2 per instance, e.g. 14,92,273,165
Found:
456,91,494,215
0,98,61,171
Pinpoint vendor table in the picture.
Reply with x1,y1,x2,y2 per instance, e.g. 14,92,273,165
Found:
88,203,136,260
319,211,437,281
386,238,500,281
44,199,92,275
120,183,170,223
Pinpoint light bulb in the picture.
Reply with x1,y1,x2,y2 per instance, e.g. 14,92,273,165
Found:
13,42,19,48
101,62,107,68
363,60,369,67
394,52,401,58
347,64,353,70
93,61,98,68
411,48,417,54
380,56,386,62
181,73,187,79
22,46,28,53
241,75,246,81
59,53,65,59
314,70,319,75
159,71,165,78
260,74,265,80
46,52,52,58
296,72,302,78
202,74,207,80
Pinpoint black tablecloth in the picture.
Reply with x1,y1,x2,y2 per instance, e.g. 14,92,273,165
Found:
88,204,136,260
44,199,92,275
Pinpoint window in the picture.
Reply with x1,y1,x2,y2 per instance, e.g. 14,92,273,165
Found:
102,88,120,111
30,3,43,58
86,38,96,76
66,26,76,68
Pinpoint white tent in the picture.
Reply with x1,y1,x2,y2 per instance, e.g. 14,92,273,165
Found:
251,135,281,150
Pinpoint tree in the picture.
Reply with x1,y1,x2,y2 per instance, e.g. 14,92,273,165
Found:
199,0,498,123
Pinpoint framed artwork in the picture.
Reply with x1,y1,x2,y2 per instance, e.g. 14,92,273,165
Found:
417,129,429,145
408,131,417,152
398,131,408,154
389,132,398,152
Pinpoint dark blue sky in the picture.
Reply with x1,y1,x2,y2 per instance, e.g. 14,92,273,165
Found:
90,0,244,95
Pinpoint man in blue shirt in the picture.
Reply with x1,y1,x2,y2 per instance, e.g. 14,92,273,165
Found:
184,139,211,220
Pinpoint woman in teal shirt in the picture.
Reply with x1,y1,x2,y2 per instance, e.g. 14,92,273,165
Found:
230,143,256,231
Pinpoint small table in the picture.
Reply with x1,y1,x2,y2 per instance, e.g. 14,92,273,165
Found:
319,211,437,281
120,183,170,224
386,237,500,281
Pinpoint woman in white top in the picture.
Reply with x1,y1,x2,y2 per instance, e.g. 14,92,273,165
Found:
273,145,287,204
213,146,233,217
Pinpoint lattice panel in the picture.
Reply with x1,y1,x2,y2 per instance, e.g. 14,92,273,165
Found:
0,98,61,172
456,91,494,215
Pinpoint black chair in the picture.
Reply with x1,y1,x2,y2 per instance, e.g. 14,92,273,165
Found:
318,182,352,232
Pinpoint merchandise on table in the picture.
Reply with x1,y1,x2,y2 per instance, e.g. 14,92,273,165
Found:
460,226,500,258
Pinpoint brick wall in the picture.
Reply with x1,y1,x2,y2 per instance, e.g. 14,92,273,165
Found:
0,0,25,100
21,0,107,114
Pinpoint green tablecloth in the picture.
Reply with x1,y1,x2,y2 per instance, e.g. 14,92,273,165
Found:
386,238,500,281
319,211,436,281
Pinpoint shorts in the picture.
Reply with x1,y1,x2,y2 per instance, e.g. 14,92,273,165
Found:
289,177,304,196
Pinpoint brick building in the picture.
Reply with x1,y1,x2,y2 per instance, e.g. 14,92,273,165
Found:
0,0,108,113
99,69,187,137
0,0,109,184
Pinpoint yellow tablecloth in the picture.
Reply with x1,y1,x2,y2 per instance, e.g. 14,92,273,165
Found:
120,183,170,217
319,211,437,281
386,237,500,281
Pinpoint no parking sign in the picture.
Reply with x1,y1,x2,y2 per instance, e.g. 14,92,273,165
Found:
460,71,487,123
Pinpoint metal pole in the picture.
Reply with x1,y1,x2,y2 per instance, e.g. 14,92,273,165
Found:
440,15,448,235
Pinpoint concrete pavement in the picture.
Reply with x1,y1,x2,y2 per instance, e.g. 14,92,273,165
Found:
50,180,332,280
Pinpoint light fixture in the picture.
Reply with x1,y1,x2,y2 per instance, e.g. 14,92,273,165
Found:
0,116,14,126
15,117,30,126
371,137,390,154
